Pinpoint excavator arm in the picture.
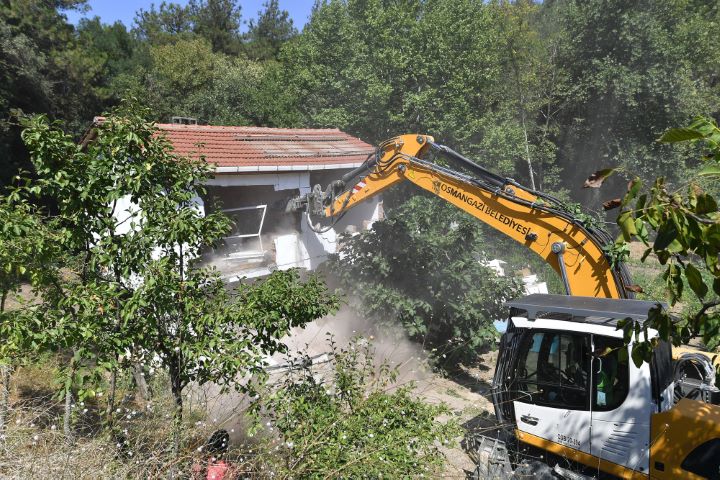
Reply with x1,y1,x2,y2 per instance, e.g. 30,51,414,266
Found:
289,134,632,299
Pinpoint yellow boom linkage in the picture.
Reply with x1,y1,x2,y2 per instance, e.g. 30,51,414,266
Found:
296,134,631,299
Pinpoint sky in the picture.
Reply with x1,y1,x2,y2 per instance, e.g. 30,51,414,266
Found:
63,0,314,32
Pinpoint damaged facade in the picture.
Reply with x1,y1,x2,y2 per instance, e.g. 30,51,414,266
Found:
151,123,380,281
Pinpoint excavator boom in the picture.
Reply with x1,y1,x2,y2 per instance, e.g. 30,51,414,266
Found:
291,134,632,299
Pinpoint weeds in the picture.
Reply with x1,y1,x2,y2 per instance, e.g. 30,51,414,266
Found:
1,336,459,479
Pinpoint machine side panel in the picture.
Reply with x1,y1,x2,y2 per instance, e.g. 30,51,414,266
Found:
649,399,720,479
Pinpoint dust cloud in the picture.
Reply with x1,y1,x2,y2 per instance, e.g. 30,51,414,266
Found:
273,304,430,386
194,304,431,443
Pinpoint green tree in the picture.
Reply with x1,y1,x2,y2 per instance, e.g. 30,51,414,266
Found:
135,265,337,453
279,0,560,187
122,34,296,126
22,105,183,440
148,37,218,113
0,0,92,186
189,0,242,55
73,18,138,106
133,0,241,54
244,0,297,61
327,196,522,365
494,1,571,194
547,0,720,206
279,0,446,140
610,117,720,363
21,102,338,450
119,37,221,123
188,58,299,126
133,1,194,43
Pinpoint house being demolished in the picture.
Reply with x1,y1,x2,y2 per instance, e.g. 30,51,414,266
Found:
84,117,382,281
164,122,384,281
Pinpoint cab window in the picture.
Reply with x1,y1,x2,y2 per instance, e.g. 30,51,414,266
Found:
592,336,629,411
515,331,590,410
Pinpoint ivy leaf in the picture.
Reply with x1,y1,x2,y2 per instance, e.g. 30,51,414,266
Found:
657,127,705,143
685,264,708,300
583,168,616,188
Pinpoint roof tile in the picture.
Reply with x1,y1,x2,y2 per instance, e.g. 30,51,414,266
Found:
155,124,374,170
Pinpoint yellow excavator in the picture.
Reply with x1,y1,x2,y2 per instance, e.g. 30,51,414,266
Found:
287,134,720,479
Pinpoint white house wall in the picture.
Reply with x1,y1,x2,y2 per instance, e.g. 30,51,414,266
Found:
301,198,382,269
205,170,381,276
109,194,206,288
114,178,382,277
206,172,310,192
113,194,205,235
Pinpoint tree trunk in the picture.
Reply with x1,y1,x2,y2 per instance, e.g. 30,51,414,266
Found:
0,291,10,441
63,360,76,444
521,108,536,191
0,364,12,440
105,368,117,426
132,363,152,401
169,359,184,459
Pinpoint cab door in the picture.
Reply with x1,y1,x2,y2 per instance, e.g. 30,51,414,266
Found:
512,331,593,457
590,335,653,474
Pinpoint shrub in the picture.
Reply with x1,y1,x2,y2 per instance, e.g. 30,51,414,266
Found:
254,336,460,478
327,196,523,366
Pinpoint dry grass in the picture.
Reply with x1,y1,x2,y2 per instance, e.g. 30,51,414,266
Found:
1,339,488,479
1,362,264,479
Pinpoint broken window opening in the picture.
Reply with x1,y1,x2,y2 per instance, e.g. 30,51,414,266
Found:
222,205,267,259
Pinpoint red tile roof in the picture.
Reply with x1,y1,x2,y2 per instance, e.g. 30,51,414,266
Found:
159,123,374,172
83,118,374,172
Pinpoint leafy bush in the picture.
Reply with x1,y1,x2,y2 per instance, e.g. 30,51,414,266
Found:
611,117,720,358
327,196,523,365
254,336,459,478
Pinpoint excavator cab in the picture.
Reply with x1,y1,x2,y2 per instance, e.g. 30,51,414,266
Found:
491,294,665,476
490,294,720,479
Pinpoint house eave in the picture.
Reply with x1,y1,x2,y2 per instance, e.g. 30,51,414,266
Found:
214,163,364,173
